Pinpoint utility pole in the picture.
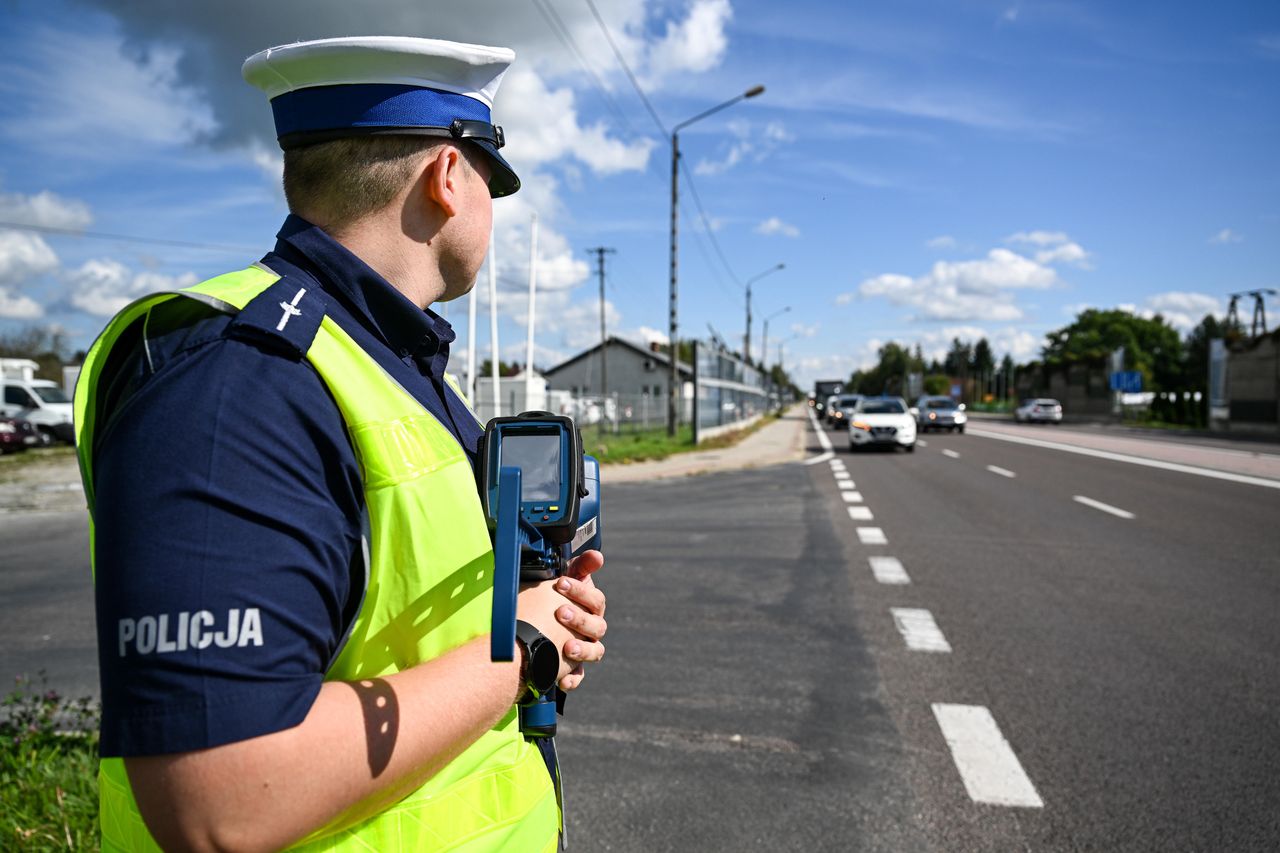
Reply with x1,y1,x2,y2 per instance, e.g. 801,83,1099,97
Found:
586,246,616,433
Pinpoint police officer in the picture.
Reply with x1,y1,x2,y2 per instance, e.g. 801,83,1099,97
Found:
74,37,606,851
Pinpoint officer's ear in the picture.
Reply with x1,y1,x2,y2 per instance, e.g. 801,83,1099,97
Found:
423,144,463,218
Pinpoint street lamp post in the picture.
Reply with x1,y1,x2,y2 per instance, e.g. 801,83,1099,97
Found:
743,263,784,364
667,84,765,435
761,305,791,375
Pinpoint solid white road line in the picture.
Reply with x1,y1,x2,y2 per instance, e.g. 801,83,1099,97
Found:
838,481,857,490
868,556,911,584
841,491,864,503
942,449,960,459
805,452,834,466
1073,494,1136,519
968,426,1280,491
847,506,874,521
857,527,887,545
890,608,952,653
932,704,1044,808
986,465,1016,478
810,412,833,451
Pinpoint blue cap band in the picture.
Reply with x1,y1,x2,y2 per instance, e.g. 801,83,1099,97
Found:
270,83,492,138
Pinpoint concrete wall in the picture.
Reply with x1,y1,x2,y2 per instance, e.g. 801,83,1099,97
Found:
1225,333,1279,433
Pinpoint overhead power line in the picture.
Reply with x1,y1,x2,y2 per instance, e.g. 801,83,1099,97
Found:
582,0,669,136
0,221,258,254
531,0,637,135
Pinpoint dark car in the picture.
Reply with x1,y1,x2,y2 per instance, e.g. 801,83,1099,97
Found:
0,415,40,454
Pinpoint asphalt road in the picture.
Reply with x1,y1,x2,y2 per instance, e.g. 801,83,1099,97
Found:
561,416,1280,851
3,416,1279,850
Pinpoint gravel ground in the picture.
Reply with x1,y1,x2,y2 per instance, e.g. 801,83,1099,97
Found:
0,447,87,514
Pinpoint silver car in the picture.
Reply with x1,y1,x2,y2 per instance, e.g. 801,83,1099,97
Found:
1015,398,1063,424
912,396,967,433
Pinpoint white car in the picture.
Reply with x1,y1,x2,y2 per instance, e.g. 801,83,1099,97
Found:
1015,398,1063,424
848,396,916,452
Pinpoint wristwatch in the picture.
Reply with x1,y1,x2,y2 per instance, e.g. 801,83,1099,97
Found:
515,620,559,705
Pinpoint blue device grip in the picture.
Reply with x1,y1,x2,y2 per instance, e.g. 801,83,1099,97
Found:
490,466,522,662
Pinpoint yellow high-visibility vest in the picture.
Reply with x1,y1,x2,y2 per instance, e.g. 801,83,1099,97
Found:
75,266,558,852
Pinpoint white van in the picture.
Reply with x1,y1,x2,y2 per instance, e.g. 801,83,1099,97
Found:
1,360,75,444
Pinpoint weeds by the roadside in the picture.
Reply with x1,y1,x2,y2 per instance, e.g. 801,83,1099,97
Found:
1,673,99,851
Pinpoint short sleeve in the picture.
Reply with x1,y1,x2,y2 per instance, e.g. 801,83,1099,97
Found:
92,327,365,757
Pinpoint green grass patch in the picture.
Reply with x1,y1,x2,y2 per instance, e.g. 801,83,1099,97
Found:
583,411,781,464
0,445,77,480
1,674,100,851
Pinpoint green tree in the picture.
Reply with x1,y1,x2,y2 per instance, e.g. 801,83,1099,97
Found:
1043,309,1183,392
0,325,70,381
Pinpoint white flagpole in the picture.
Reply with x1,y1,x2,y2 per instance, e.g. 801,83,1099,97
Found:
466,262,478,406
488,221,501,418
525,212,539,401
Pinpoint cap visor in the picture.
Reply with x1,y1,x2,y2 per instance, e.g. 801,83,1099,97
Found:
470,138,520,198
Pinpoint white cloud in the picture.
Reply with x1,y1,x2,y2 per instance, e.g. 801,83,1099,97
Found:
834,292,855,306
1034,241,1091,268
0,230,59,287
695,120,793,176
859,248,1059,322
0,188,93,231
0,229,55,319
1208,228,1243,244
926,235,957,250
66,258,198,317
495,67,654,176
0,27,215,159
646,0,733,79
789,322,819,338
755,217,800,238
1140,291,1223,332
1006,230,1070,246
914,326,1042,364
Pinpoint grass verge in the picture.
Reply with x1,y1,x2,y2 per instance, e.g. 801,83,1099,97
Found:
1,674,99,850
582,410,780,464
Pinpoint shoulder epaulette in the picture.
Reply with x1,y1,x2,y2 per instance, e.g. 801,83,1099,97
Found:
228,275,327,360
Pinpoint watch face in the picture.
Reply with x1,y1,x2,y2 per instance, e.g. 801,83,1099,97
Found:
528,636,559,694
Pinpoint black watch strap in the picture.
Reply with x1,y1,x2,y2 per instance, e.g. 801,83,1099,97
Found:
516,620,559,705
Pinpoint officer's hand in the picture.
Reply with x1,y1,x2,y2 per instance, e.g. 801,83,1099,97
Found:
516,574,605,687
556,549,606,691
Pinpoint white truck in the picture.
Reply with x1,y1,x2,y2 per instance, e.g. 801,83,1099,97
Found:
1,358,75,445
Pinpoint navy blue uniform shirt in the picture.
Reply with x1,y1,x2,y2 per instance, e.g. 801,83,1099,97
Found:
93,215,484,756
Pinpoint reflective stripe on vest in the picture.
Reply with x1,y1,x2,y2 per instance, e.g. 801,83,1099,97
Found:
77,267,557,852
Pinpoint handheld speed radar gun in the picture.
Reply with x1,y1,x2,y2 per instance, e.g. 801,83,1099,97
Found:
478,411,602,738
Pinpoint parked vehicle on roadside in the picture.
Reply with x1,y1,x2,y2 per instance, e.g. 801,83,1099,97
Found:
848,396,916,452
912,395,967,433
0,415,40,454
1015,398,1063,424
1,379,75,444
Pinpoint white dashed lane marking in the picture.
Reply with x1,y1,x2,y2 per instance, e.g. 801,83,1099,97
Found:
917,439,928,447
1073,495,1135,519
932,704,1044,808
847,506,874,521
841,491,864,503
942,449,960,459
890,608,952,653
838,481,857,490
868,556,910,584
857,527,887,545
986,465,1016,478
834,472,852,482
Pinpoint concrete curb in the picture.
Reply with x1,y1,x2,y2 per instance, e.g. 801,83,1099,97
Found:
601,404,810,483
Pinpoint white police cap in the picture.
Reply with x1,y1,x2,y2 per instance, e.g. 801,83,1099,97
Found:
243,36,520,197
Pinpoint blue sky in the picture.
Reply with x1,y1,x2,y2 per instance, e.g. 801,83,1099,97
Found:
0,0,1276,387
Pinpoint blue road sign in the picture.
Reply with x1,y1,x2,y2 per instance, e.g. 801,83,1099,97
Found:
1109,370,1143,393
